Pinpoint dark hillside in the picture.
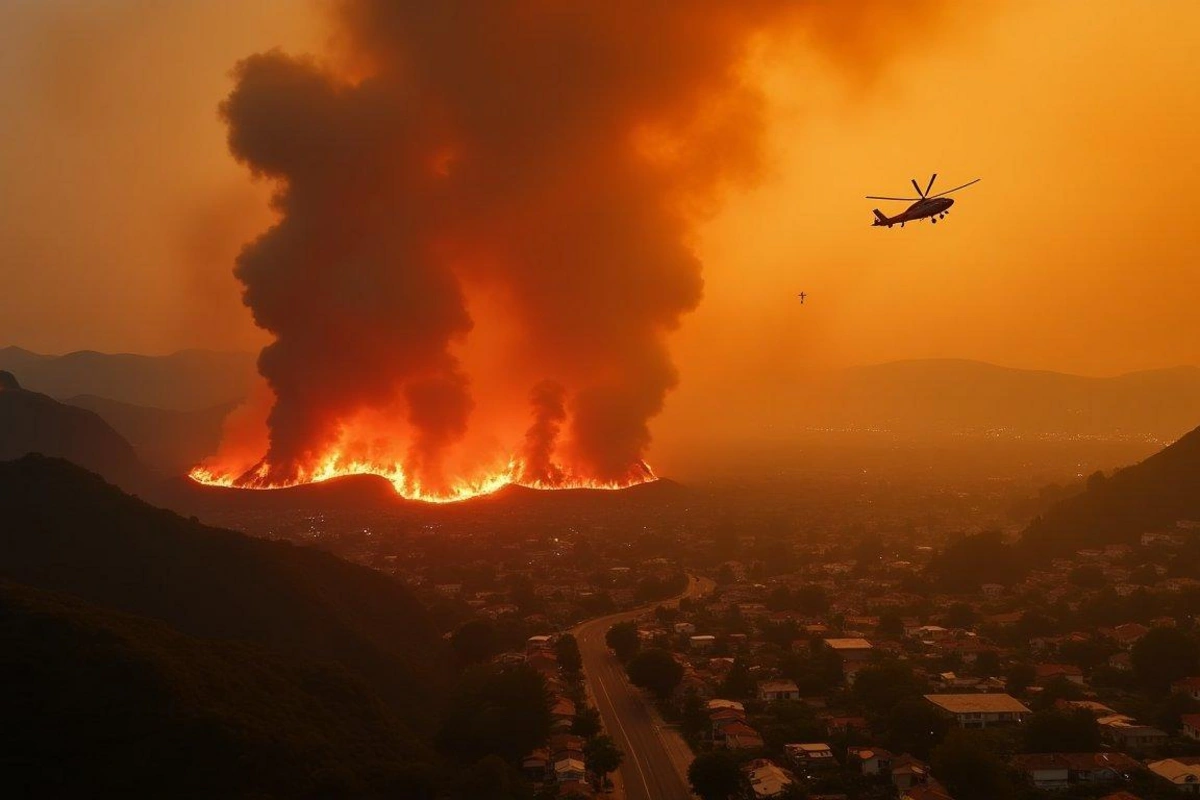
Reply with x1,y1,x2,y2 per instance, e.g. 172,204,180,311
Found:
0,455,452,729
0,372,144,488
0,581,435,798
1022,424,1200,554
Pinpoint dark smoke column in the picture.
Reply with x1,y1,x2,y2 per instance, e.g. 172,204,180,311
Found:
218,2,924,491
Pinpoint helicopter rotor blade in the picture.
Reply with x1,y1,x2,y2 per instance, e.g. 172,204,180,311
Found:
911,178,924,198
925,173,937,197
866,196,921,201
928,178,981,198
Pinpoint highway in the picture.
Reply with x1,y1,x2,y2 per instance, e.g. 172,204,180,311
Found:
572,575,713,800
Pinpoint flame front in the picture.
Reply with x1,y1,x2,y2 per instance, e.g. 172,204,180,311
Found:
188,450,655,503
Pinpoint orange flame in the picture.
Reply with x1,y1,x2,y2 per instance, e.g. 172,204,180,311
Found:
188,450,655,503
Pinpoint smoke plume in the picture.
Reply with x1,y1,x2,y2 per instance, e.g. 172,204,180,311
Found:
215,0,950,496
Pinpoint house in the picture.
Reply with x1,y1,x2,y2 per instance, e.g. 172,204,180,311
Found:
1010,754,1069,790
1063,752,1141,783
1173,677,1200,702
1098,715,1168,750
725,727,765,750
1055,699,1117,717
902,782,955,800
1147,758,1200,792
690,634,716,651
745,758,795,798
891,755,931,789
924,693,1031,728
521,749,550,782
1009,753,1141,790
1182,714,1200,742
848,746,894,776
1035,663,1085,685
553,756,586,784
758,679,801,702
824,638,874,664
707,698,745,713
785,743,835,770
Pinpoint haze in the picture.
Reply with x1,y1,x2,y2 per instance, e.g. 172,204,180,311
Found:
2,0,1197,480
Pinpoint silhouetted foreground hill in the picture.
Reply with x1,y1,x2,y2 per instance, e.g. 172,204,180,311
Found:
65,393,233,474
1022,424,1200,554
0,371,145,488
0,581,434,798
0,455,451,739
0,346,255,411
806,359,1200,440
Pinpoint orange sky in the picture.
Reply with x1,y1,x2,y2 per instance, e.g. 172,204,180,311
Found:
2,1,1198,458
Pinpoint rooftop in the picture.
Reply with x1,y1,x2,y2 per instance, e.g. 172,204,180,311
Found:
924,693,1031,714
824,637,873,650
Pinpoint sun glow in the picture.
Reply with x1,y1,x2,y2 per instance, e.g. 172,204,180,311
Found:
188,451,656,503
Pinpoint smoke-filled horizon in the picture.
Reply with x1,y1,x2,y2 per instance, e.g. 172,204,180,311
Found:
215,1,954,495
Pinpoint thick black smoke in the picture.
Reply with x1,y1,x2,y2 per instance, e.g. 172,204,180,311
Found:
219,1,948,492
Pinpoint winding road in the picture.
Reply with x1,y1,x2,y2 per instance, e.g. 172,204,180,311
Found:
572,575,713,800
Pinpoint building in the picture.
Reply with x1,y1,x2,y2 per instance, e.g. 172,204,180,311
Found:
1183,714,1200,742
784,743,835,771
824,637,874,664
758,679,801,702
924,693,1030,728
689,634,716,651
1147,758,1200,793
1098,715,1168,750
744,758,795,799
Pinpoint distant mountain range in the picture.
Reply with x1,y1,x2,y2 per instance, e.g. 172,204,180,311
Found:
64,393,234,475
0,455,451,794
0,371,145,488
0,346,256,411
1022,423,1200,554
802,359,1200,440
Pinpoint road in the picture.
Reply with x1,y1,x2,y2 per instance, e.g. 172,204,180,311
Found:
572,575,714,800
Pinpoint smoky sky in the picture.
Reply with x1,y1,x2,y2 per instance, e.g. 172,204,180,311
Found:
220,1,965,492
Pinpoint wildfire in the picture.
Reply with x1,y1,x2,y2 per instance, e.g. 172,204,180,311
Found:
187,452,656,504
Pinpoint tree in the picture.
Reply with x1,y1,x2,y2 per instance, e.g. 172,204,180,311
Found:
1132,627,1200,693
583,735,623,785
449,755,532,800
626,648,684,700
931,730,1015,800
944,602,976,630
437,664,552,764
718,658,758,700
876,612,905,639
450,619,496,665
680,690,710,742
605,621,641,663
852,660,927,719
688,751,742,800
571,706,601,738
555,633,583,675
886,697,951,760
1006,663,1037,696
1021,709,1100,753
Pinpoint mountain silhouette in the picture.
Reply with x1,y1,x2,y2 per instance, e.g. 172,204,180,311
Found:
0,347,255,411
0,371,145,488
803,359,1200,440
64,394,234,475
0,455,452,737
1,580,435,797
1022,424,1200,554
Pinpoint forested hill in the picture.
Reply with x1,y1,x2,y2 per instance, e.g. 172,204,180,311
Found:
0,454,452,734
1022,424,1200,554
0,581,436,798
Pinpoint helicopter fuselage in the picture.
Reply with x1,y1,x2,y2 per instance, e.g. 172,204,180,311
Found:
873,196,954,227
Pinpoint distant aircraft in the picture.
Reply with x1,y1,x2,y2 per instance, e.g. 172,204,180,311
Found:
798,292,807,304
867,174,980,228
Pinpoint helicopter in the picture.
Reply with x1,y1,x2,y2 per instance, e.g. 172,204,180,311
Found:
867,174,980,228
